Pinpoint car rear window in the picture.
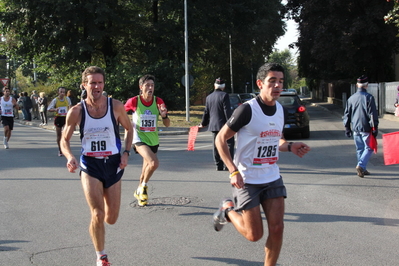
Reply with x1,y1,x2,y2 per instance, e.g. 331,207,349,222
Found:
230,97,240,104
277,96,296,106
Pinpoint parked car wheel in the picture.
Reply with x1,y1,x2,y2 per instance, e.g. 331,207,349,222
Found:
301,125,310,138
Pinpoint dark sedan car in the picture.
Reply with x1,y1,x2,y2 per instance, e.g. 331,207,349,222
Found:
277,92,310,138
229,93,242,110
239,93,256,102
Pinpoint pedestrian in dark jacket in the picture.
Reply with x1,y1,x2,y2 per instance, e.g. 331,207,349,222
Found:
17,92,24,119
343,75,379,177
22,92,32,121
200,78,235,170
12,91,19,119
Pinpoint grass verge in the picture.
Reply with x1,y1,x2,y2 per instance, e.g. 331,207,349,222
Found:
42,105,205,129
166,105,204,128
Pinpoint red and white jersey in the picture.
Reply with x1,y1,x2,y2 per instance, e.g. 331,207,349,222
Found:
234,99,284,184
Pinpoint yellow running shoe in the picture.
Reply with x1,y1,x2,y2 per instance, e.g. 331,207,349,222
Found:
134,185,148,206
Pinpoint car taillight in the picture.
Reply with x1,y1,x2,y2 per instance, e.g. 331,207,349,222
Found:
297,105,306,113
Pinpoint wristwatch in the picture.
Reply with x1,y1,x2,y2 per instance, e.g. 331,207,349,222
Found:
288,142,293,152
123,150,130,156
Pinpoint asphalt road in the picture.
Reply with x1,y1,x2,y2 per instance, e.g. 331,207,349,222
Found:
1,103,399,266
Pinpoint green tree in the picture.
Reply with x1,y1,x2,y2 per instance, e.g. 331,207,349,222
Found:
268,49,295,88
0,0,286,109
385,0,399,31
286,0,398,84
0,0,141,96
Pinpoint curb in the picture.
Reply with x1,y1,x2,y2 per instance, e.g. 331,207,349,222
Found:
158,127,190,135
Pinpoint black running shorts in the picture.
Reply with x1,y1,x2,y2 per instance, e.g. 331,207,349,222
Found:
1,116,14,130
54,116,66,128
133,142,159,154
80,153,124,188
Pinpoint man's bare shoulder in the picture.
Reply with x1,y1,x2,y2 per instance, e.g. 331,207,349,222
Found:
68,103,83,117
111,98,126,111
111,98,123,106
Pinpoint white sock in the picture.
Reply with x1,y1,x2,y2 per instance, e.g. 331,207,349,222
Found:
142,182,147,187
96,250,106,259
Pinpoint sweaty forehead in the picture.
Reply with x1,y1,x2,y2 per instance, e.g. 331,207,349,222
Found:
86,73,104,83
142,80,154,85
266,71,284,80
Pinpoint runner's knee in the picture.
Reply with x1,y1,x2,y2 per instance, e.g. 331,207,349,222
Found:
147,159,159,170
268,222,284,238
245,227,264,242
91,208,106,223
105,214,118,225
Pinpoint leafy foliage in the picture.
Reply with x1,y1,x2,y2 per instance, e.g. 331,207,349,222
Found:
268,49,296,88
286,0,398,84
385,0,399,34
0,0,286,109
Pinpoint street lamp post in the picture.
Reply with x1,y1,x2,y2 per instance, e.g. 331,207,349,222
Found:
229,34,234,93
33,61,37,87
184,0,190,122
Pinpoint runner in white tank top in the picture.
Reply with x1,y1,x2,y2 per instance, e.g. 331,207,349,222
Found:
60,66,133,266
233,98,285,184
212,63,310,266
80,97,121,157
1,87,18,149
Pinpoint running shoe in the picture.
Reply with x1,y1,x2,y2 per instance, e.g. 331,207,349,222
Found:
213,198,234,231
134,185,148,206
96,254,111,266
3,137,8,149
363,170,370,175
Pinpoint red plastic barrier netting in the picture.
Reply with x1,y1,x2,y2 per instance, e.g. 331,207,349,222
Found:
187,126,199,151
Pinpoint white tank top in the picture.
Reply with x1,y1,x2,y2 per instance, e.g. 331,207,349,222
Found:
0,96,14,117
80,98,121,157
234,99,284,184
